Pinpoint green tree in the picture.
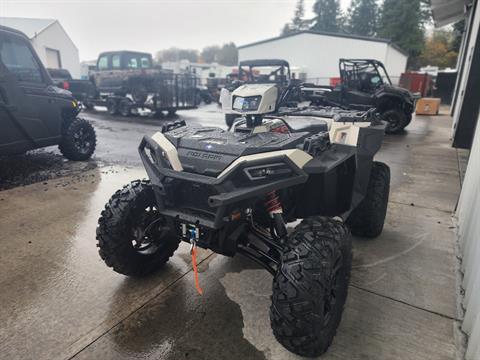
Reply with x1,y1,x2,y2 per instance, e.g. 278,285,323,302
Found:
377,0,430,68
452,20,465,52
282,0,310,35
200,45,220,63
311,0,344,33
156,47,198,63
418,29,458,68
217,43,238,66
347,0,378,37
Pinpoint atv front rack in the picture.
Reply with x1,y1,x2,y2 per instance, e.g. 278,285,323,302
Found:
139,135,309,229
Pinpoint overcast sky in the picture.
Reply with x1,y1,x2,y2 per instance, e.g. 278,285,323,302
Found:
0,0,352,61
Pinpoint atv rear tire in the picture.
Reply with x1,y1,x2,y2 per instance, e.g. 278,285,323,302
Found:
382,109,408,134
270,217,352,357
107,98,119,115
97,180,180,277
59,118,96,161
347,161,390,238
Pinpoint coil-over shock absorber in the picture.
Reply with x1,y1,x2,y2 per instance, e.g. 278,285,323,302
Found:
265,190,287,240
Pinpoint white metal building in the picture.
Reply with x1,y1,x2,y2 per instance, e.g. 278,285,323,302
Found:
0,17,80,78
432,0,480,358
237,31,409,85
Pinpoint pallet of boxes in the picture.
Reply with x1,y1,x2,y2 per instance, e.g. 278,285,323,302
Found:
415,97,441,115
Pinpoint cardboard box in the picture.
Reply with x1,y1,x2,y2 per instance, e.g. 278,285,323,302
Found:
416,98,441,115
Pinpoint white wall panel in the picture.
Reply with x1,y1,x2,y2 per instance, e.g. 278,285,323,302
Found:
456,109,480,359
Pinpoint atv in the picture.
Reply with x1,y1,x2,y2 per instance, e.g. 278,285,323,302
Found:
302,59,415,134
97,79,391,357
0,25,96,160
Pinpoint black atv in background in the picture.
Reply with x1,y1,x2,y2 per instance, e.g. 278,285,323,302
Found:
302,59,415,134
0,25,96,160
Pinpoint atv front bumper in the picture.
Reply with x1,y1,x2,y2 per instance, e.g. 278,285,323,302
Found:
139,135,309,229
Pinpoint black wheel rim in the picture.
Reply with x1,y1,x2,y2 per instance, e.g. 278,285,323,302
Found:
130,205,170,255
73,126,94,154
323,251,343,326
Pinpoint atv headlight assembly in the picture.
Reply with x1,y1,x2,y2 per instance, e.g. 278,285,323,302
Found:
244,162,293,181
233,95,262,111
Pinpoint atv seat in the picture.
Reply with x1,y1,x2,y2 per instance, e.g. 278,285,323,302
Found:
280,116,331,134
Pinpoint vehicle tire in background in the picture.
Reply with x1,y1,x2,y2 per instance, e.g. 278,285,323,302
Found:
347,161,390,238
382,108,408,134
119,99,132,117
270,217,352,357
96,180,180,277
167,109,177,117
106,98,119,115
59,117,96,161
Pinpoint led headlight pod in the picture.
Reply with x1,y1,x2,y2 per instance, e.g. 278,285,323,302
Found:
233,95,262,111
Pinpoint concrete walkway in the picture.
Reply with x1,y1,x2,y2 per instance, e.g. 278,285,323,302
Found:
0,109,463,360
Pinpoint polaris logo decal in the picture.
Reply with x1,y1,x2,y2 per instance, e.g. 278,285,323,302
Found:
186,150,223,161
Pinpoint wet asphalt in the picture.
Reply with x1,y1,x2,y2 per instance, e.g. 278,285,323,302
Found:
0,104,467,359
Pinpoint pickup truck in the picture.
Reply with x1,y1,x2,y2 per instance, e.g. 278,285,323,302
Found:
47,68,97,109
53,51,198,117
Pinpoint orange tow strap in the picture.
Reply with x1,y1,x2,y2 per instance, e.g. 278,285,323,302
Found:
191,246,203,295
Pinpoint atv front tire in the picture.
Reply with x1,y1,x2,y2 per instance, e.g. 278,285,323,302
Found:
97,180,180,276
59,117,96,161
270,217,352,357
382,108,408,134
347,161,390,238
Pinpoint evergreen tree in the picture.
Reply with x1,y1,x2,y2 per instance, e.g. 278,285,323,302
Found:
377,0,430,67
311,0,344,33
282,0,309,35
347,0,378,37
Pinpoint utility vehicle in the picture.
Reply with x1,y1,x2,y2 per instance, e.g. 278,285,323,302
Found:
0,26,96,160
302,59,415,133
220,59,296,127
97,72,391,356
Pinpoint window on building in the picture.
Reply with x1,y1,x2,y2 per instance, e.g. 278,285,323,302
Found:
0,35,43,83
97,55,108,70
112,54,121,69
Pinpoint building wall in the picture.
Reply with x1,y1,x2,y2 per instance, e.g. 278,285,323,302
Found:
238,33,407,85
454,3,480,359
30,22,80,78
385,46,408,85
456,110,480,360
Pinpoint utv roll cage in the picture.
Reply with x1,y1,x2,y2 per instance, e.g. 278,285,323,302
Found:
339,59,393,90
238,59,291,87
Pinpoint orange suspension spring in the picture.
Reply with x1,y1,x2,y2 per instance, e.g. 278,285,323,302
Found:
265,190,282,214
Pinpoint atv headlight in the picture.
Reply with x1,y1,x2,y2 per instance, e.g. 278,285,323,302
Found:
244,163,292,181
233,96,261,111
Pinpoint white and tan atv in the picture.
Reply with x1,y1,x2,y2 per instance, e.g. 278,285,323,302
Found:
97,80,390,357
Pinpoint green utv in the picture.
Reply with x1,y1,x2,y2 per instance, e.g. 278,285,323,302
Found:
0,26,95,160
97,74,391,357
